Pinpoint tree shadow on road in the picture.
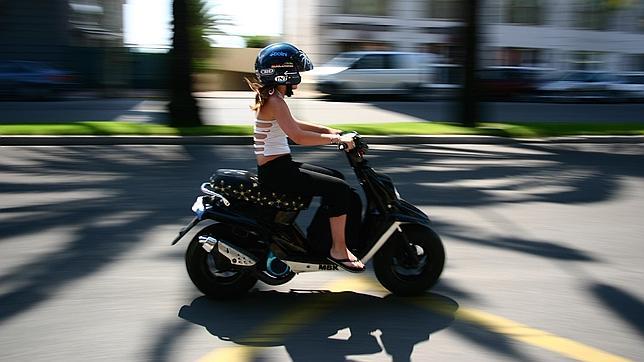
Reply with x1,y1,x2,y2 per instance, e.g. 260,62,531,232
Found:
591,283,644,337
296,143,643,264
0,145,247,323
1,142,642,359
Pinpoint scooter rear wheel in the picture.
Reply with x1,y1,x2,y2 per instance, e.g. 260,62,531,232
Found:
373,224,444,296
185,224,258,299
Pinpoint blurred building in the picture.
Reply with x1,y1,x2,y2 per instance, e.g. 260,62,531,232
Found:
69,1,125,47
283,0,644,71
0,0,126,90
0,1,124,63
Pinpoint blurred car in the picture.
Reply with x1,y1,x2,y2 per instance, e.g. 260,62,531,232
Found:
609,72,644,102
422,63,462,99
478,66,550,100
0,60,76,100
537,70,622,102
312,51,436,97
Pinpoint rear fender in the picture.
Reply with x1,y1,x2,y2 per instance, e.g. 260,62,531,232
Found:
172,203,268,246
171,219,217,246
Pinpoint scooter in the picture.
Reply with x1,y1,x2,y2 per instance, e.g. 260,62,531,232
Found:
171,132,444,298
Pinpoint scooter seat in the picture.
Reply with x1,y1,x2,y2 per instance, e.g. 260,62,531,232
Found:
209,169,310,211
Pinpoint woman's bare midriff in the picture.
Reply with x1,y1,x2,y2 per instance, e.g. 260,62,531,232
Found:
256,153,288,166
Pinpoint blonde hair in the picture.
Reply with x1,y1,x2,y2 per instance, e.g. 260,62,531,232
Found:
245,76,275,111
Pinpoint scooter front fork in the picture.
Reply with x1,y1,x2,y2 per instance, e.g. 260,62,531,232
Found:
396,226,420,266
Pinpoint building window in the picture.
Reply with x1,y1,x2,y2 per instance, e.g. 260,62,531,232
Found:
574,0,612,30
426,43,460,63
506,0,542,25
428,0,464,20
343,0,389,16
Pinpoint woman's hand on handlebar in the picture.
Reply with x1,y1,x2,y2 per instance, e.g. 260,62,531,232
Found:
338,133,356,151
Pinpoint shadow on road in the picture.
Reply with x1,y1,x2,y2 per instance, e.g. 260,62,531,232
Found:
1,142,642,358
0,144,229,323
298,143,643,264
591,283,644,336
177,291,458,362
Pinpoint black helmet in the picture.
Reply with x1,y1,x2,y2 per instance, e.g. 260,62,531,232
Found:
255,42,314,87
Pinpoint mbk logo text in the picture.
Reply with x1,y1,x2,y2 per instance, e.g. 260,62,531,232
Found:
319,264,339,271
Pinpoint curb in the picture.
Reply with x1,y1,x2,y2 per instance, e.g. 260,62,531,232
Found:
2,135,643,146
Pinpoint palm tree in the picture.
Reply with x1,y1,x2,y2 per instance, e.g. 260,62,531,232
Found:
168,0,201,127
460,0,479,127
188,0,228,60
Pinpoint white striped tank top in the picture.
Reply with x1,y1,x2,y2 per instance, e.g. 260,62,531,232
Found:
253,119,291,156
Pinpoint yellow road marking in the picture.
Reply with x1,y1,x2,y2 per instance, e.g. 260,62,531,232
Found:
404,287,632,362
448,307,631,362
199,276,632,362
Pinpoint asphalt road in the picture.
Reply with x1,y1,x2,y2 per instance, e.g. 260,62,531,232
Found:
1,143,643,361
1,94,644,124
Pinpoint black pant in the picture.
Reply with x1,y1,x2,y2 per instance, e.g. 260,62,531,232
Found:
257,154,351,217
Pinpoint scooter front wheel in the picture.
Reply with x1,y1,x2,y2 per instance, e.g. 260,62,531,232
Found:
373,224,445,296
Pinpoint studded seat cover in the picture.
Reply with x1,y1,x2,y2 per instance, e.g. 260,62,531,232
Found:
209,169,310,211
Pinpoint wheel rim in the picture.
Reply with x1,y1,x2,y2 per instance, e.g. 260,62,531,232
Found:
392,243,429,279
204,251,244,283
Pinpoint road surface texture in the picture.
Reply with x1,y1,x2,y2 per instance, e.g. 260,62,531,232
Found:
1,143,643,361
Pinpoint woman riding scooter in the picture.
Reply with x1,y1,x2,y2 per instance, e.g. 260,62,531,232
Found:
245,42,365,272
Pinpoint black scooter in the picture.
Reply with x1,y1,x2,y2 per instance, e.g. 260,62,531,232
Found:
171,132,444,298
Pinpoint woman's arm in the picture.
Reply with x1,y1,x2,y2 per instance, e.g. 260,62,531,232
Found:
269,96,340,146
295,120,342,135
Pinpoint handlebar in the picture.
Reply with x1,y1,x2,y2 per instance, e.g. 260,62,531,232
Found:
336,131,369,167
337,131,359,151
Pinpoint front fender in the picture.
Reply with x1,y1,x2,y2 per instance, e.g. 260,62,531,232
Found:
391,199,432,228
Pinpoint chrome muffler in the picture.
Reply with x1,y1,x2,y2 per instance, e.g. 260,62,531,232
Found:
198,236,257,267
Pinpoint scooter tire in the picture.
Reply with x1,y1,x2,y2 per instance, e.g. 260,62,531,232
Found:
373,224,445,296
185,224,258,299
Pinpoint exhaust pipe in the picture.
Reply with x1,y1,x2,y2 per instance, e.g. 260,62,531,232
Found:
198,236,257,267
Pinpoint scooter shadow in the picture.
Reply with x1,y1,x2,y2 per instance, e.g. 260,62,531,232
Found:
179,290,458,361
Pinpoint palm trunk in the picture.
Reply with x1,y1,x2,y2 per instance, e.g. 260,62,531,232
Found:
168,0,202,127
460,0,479,127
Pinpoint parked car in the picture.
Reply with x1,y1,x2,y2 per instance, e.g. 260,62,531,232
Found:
478,66,550,100
609,72,644,102
422,63,462,99
537,70,622,102
313,51,436,97
0,60,76,100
